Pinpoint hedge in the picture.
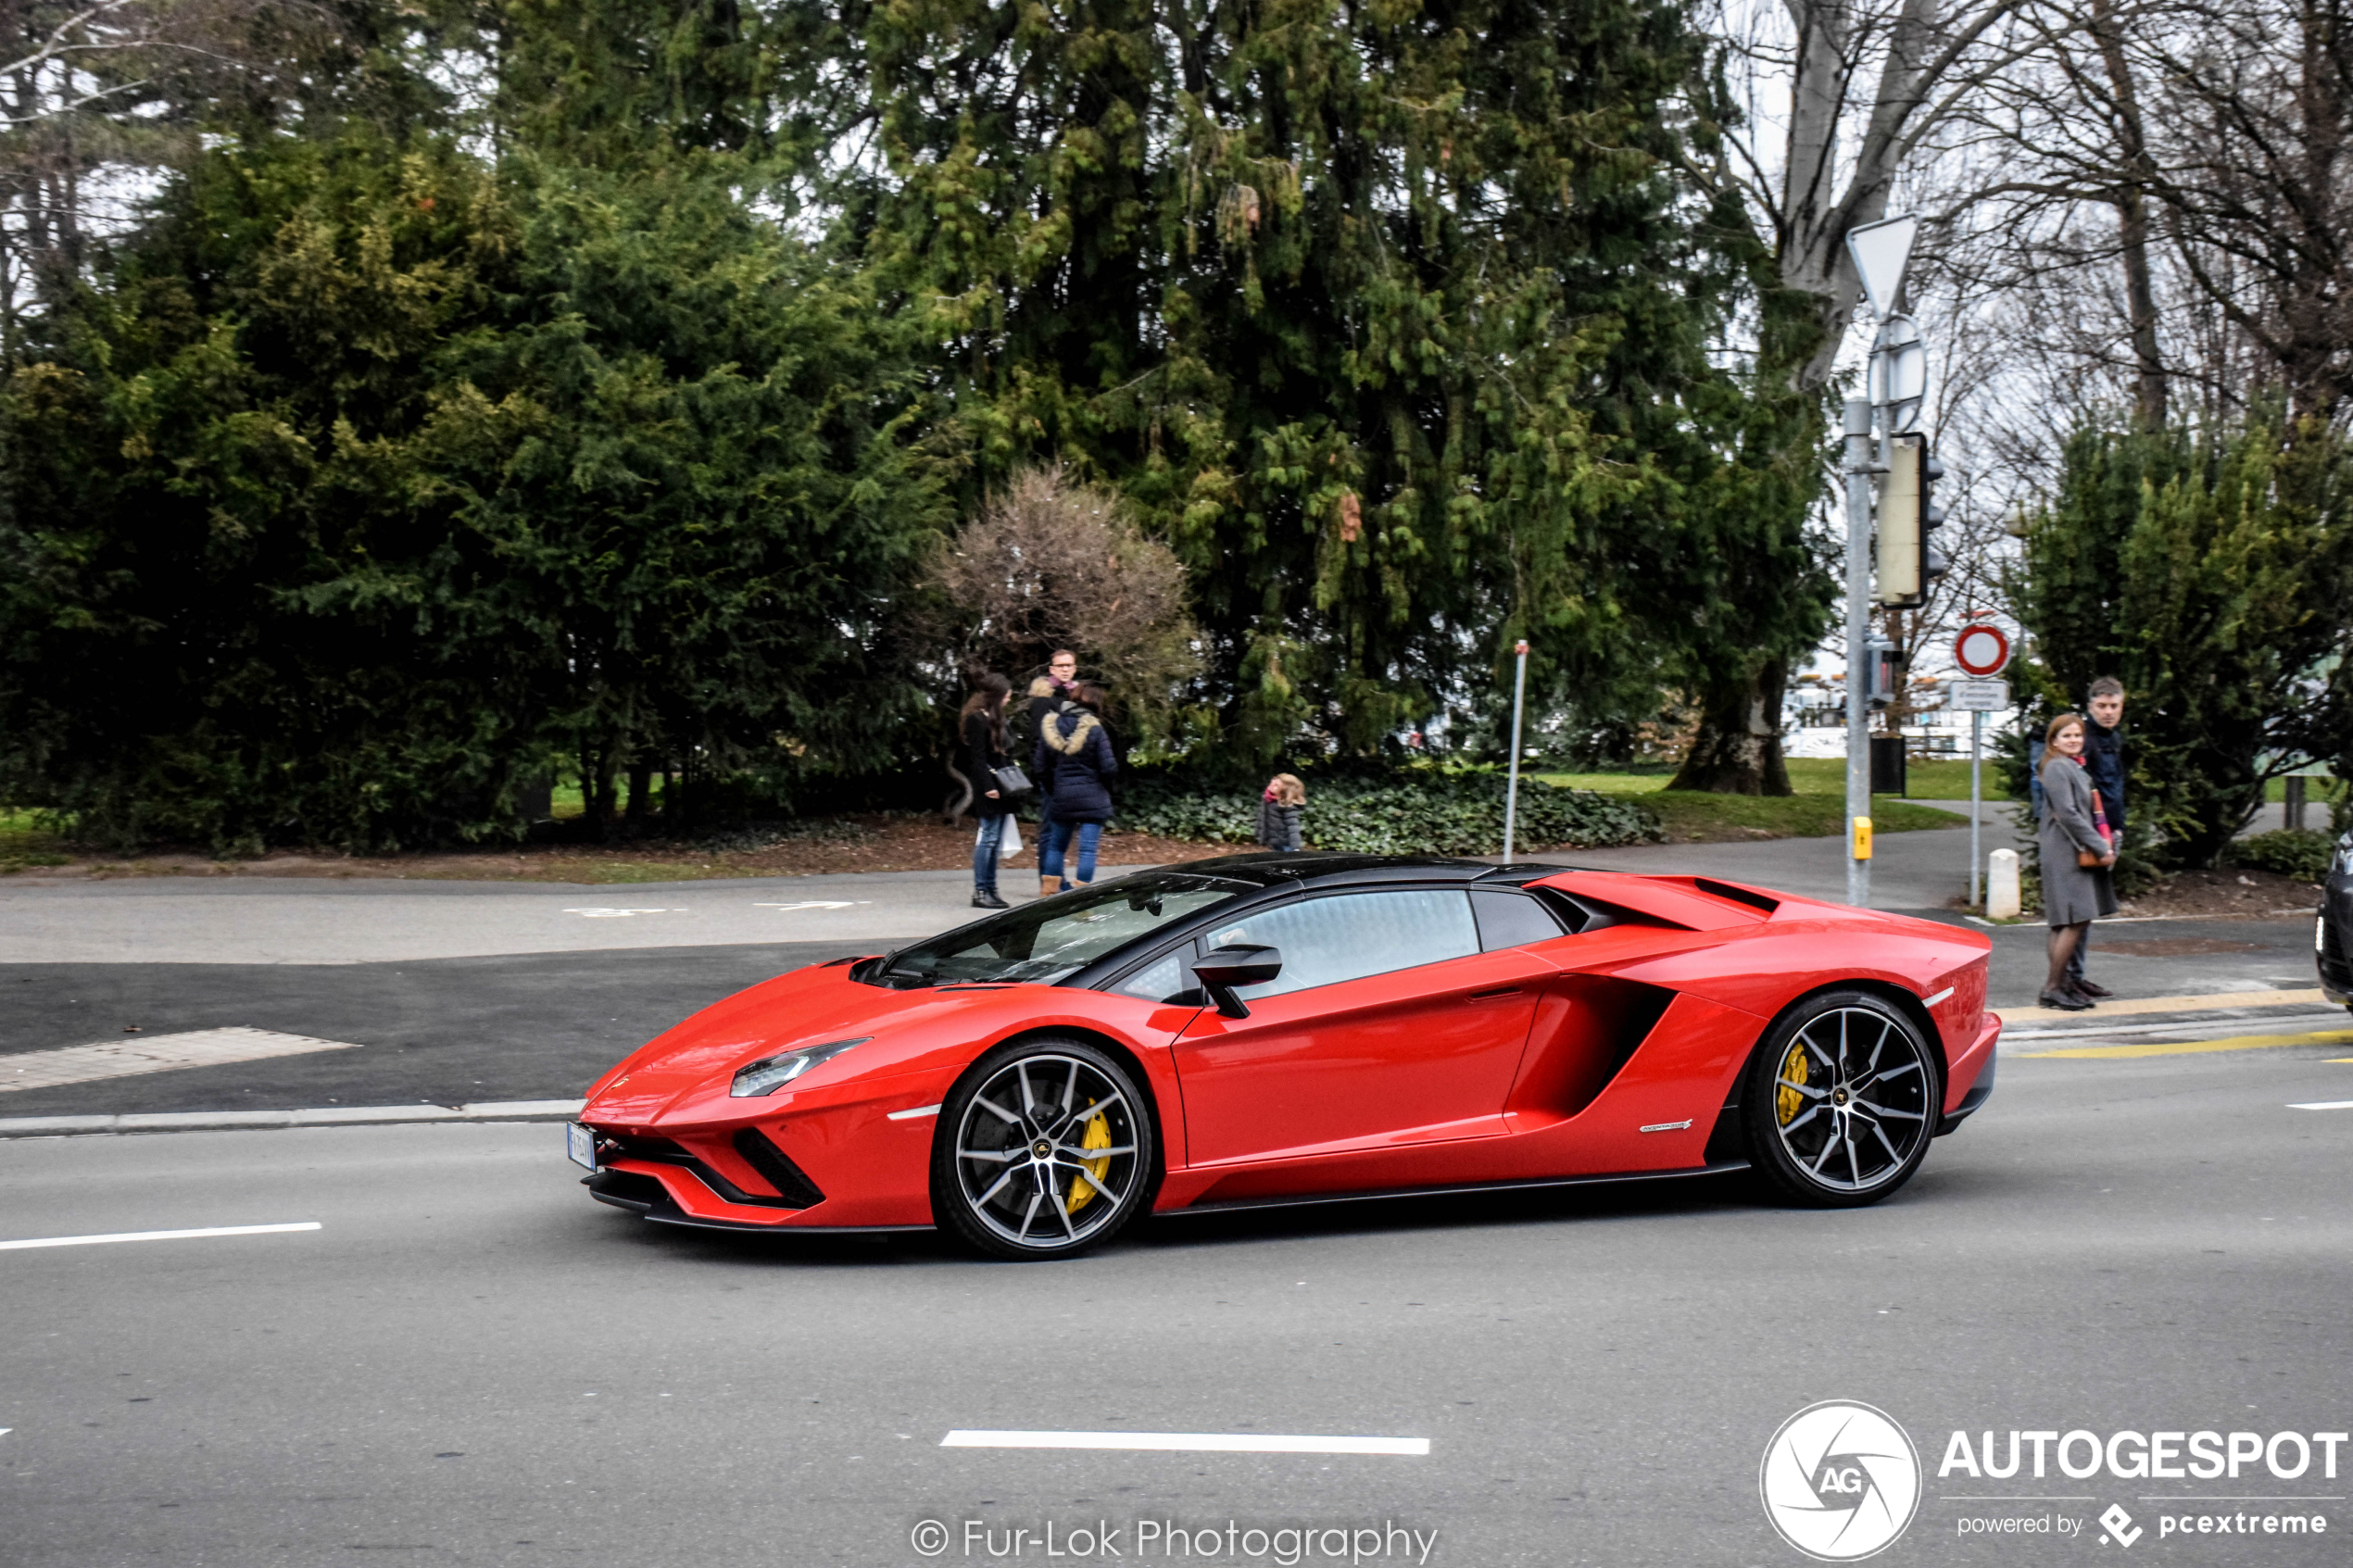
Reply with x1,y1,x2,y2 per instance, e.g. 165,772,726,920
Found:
1116,771,1663,857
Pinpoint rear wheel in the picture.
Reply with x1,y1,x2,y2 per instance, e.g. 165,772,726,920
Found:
1741,991,1941,1208
931,1038,1154,1261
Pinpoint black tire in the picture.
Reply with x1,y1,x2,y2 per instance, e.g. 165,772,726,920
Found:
1741,990,1942,1208
930,1036,1155,1261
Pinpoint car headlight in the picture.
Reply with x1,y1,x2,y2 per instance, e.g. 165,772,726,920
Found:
730,1037,871,1098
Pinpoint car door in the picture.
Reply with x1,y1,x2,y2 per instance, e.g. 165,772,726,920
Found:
1171,887,1555,1167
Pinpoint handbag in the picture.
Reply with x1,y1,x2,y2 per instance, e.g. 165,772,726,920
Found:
2078,776,2113,867
991,762,1033,797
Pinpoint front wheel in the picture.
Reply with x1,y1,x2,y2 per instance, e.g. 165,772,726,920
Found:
931,1038,1154,1261
1741,991,1942,1208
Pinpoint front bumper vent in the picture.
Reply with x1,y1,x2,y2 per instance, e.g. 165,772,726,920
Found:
732,1127,826,1209
601,1129,824,1210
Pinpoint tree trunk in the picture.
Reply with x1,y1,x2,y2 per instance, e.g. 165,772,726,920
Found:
1667,659,1796,795
2093,0,2168,427
624,759,655,827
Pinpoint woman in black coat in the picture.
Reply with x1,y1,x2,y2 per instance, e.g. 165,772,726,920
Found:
1035,684,1118,890
960,672,1014,909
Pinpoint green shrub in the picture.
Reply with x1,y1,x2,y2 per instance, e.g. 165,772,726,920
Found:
1116,771,1662,856
2233,829,2335,883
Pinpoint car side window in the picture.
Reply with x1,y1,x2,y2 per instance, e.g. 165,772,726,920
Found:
1113,942,1198,1003
1470,887,1567,950
1204,889,1481,999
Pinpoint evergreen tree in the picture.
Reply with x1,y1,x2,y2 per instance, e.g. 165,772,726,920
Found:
2009,418,2353,866
0,6,945,848
857,0,1768,769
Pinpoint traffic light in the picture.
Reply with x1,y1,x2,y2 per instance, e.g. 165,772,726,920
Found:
1863,636,1904,709
1875,435,1947,607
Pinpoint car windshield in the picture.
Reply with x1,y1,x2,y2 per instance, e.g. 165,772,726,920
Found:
878,872,1250,987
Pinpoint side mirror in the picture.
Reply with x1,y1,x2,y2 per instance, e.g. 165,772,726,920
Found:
1193,944,1281,1018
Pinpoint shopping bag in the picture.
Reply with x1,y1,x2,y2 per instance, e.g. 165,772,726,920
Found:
1000,815,1025,859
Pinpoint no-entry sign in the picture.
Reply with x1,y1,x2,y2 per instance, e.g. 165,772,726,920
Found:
1954,622,2010,677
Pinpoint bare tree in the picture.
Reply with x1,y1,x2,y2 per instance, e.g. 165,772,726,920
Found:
0,0,340,351
920,466,1202,743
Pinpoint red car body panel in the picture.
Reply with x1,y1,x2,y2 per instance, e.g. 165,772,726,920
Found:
576,871,1999,1233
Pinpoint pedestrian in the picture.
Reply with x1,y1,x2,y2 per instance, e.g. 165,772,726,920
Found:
1036,683,1117,892
1257,772,1306,852
2037,712,2118,1010
1026,647,1079,898
2072,677,2128,997
960,672,1016,909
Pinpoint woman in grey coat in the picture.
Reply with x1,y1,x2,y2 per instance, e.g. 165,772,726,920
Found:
2037,713,2118,1010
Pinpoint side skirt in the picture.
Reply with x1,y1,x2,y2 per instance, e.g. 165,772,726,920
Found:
1153,1160,1753,1220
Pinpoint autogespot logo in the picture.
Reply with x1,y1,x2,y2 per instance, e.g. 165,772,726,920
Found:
1760,1400,1924,1562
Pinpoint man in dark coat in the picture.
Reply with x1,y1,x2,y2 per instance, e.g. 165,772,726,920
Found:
2071,677,2128,997
1025,649,1078,897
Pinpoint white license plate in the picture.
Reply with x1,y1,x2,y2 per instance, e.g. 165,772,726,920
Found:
566,1123,598,1172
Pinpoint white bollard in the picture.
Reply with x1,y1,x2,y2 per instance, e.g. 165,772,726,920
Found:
1986,848,2021,920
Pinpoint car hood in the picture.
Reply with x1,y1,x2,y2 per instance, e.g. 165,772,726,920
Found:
580,960,1022,1125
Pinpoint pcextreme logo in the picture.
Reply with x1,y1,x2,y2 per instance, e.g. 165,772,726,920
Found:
1760,1400,1924,1562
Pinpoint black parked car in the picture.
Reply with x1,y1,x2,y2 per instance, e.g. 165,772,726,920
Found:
2322,826,2353,1013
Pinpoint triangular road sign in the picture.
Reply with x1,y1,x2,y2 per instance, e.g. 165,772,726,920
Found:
1846,215,1919,319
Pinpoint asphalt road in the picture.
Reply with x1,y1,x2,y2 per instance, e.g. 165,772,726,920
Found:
0,909,2328,1118
0,943,864,1116
3,1039,2348,1567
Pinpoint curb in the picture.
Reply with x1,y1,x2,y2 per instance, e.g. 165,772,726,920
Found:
0,1099,585,1137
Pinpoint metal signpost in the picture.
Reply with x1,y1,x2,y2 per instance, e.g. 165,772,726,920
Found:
1951,621,2010,909
1840,214,1923,909
1503,639,1529,861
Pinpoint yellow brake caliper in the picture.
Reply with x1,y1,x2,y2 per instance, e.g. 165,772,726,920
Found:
1065,1100,1113,1212
1777,1041,1809,1126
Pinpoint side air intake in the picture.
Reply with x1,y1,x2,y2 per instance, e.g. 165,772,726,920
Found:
731,1127,827,1209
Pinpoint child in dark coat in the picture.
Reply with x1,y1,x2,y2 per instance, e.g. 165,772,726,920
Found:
1257,773,1305,852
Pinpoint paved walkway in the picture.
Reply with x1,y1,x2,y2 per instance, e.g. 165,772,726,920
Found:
1,809,2044,968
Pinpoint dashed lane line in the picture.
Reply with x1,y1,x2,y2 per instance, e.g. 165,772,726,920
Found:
941,1431,1430,1456
2289,1100,2353,1110
2019,1029,2353,1060
0,1222,321,1252
1,1027,362,1094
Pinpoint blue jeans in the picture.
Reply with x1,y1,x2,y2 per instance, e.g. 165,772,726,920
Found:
972,818,1001,896
1040,820,1101,886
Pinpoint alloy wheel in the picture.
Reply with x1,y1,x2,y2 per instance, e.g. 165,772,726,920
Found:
948,1051,1145,1253
1767,1004,1934,1195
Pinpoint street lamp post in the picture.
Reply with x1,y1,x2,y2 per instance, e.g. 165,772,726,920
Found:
1840,213,1923,910
1843,397,1874,909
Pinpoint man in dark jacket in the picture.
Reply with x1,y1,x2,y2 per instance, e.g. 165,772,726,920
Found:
1025,649,1078,897
2071,677,2128,997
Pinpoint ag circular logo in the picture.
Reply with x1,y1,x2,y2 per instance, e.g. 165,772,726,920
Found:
1759,1400,1921,1561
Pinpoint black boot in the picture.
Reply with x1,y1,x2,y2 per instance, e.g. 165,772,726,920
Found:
2037,987,2093,1010
972,890,1009,909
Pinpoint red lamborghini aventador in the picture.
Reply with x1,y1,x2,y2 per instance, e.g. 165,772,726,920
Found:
571,854,1999,1260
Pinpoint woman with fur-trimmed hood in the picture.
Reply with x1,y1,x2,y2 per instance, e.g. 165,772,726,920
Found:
1035,684,1117,890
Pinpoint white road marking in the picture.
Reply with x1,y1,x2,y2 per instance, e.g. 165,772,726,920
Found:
560,908,684,918
887,1104,943,1122
0,1222,321,1252
2288,1100,2353,1110
0,1028,361,1095
940,1430,1428,1456
753,900,870,911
